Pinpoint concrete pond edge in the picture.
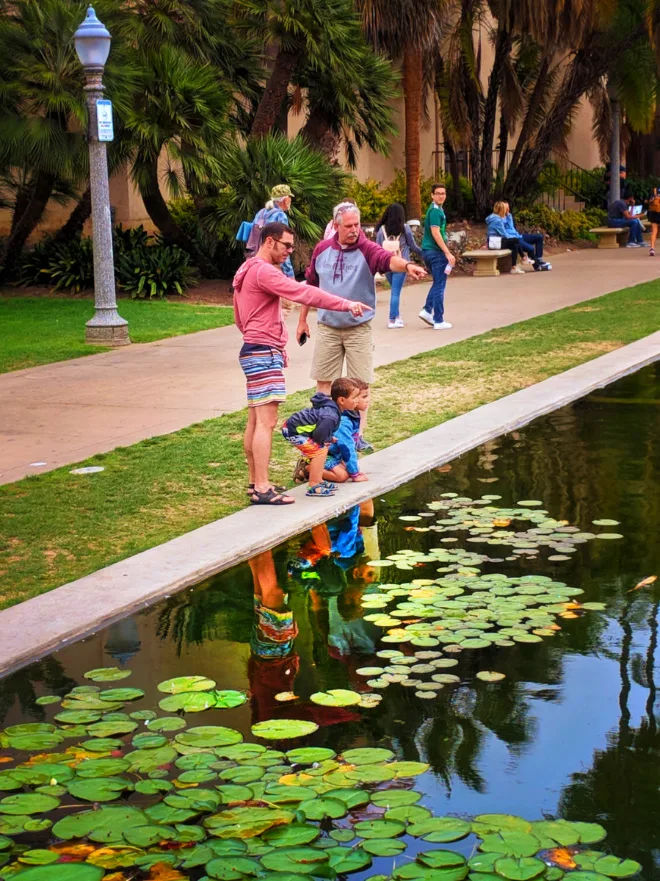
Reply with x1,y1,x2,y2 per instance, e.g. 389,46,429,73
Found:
1,331,659,677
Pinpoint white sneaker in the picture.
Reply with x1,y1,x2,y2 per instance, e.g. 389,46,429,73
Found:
626,243,641,248
418,309,434,326
510,266,525,274
394,317,405,327
387,320,403,329
433,321,453,330
639,241,650,247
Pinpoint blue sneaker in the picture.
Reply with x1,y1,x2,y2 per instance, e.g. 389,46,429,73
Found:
356,437,374,452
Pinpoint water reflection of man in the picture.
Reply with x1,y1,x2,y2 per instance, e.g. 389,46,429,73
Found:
248,548,360,728
248,550,300,723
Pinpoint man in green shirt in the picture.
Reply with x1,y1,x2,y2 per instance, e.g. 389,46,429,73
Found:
420,183,456,329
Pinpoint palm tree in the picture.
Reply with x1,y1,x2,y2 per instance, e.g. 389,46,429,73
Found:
236,0,369,139
356,0,446,219
295,44,400,168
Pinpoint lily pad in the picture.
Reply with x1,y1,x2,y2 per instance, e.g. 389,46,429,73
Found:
176,726,243,749
52,805,149,843
206,856,261,879
251,720,319,740
157,675,217,694
494,857,546,880
213,690,248,708
67,776,131,803
371,790,422,807
354,819,406,839
341,747,394,765
263,824,320,847
0,794,60,815
99,687,145,702
310,689,361,707
286,747,336,764
593,856,642,877
408,817,472,842
147,716,188,733
260,847,329,874
159,691,217,713
476,671,506,682
362,838,407,856
84,667,132,682
5,867,105,881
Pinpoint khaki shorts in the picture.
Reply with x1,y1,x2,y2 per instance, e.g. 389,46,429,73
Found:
310,321,374,383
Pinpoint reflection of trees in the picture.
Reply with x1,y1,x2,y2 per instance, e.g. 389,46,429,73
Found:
0,658,76,726
559,598,660,878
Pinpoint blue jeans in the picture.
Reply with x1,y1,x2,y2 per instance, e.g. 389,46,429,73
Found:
385,271,406,321
422,249,448,323
518,233,544,261
608,217,643,244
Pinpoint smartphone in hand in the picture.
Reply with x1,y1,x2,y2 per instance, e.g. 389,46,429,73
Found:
299,333,308,346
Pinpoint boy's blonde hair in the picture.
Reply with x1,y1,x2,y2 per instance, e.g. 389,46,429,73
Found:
493,201,508,217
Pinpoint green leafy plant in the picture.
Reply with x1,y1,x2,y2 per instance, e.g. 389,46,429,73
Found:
18,237,94,293
515,204,606,240
116,242,197,299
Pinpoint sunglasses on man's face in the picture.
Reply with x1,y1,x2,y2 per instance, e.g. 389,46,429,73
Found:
273,238,295,252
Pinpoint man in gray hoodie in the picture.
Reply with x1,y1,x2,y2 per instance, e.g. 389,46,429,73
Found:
296,205,426,440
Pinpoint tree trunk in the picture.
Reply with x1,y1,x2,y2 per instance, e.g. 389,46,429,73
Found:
139,157,216,276
54,188,92,243
474,26,512,218
251,50,299,138
403,45,423,220
0,169,56,280
505,45,613,201
301,107,341,163
609,92,621,206
445,141,464,217
495,117,509,198
505,55,550,185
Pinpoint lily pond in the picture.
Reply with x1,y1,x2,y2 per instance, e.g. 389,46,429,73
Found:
0,364,659,881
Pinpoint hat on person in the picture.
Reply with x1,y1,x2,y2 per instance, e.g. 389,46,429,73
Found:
271,184,294,200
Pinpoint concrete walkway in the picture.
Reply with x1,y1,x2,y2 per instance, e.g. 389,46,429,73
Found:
1,247,657,485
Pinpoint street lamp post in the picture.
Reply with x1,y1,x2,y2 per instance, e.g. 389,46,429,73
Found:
74,6,129,346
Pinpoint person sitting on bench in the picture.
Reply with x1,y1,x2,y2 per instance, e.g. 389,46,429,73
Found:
607,196,647,248
486,202,524,274
502,201,552,270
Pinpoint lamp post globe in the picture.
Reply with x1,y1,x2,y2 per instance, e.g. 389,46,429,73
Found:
74,6,129,346
74,6,111,71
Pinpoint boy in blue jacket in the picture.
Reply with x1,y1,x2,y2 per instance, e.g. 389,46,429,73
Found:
282,377,359,497
324,380,369,484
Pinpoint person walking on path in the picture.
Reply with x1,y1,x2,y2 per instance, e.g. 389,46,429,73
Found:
485,202,524,274
246,185,296,276
646,188,660,256
295,204,426,443
607,195,647,248
420,183,456,329
376,202,423,328
233,221,364,506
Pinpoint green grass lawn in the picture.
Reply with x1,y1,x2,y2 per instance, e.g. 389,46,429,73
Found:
0,296,235,374
1,279,659,608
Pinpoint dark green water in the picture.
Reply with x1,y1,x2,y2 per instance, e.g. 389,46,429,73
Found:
1,361,659,875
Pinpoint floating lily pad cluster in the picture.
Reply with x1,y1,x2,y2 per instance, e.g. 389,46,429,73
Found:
358,495,614,697
0,670,642,881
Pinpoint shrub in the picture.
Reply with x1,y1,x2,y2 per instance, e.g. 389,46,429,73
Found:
346,170,452,222
116,240,197,299
18,237,94,292
18,226,198,297
514,204,606,241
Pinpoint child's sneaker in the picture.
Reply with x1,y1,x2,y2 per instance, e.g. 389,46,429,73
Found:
356,437,374,452
651,248,656,256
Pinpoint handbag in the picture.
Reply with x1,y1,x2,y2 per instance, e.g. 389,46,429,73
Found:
488,235,502,250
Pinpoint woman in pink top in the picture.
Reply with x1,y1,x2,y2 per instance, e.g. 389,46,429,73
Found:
233,220,363,506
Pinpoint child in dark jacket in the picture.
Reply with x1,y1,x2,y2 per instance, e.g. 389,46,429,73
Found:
282,377,359,497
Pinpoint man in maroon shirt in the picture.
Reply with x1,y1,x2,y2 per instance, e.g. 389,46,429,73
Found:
233,222,364,506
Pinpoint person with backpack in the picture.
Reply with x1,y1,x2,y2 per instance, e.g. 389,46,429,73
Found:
245,185,296,277
647,188,660,256
376,203,423,328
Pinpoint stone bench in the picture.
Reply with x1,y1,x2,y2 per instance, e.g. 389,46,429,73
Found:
590,227,630,249
462,249,512,277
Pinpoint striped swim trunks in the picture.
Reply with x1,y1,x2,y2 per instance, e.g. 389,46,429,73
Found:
239,343,286,407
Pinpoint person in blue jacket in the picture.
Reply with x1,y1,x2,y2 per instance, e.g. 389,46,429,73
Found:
246,185,296,277
502,201,551,270
485,201,525,274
